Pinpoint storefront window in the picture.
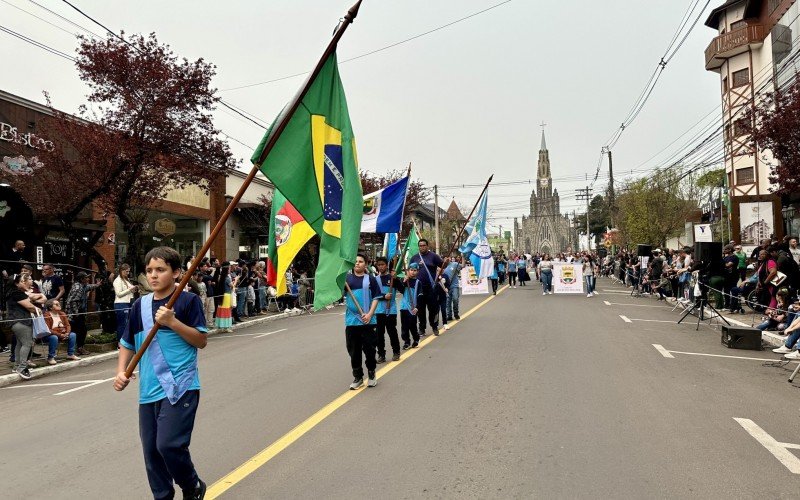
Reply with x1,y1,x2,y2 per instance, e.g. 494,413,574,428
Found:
114,209,207,270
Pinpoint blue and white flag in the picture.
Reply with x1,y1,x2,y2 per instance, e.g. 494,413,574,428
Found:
383,232,398,261
458,191,495,278
361,175,409,233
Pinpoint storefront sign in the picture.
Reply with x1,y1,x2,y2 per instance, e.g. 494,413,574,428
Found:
154,218,176,236
693,223,713,243
0,122,54,151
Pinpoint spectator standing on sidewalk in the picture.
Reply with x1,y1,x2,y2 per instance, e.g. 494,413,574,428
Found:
8,274,37,379
790,238,800,266
538,254,553,295
235,259,250,319
66,271,100,355
734,244,748,282
40,264,65,301
43,299,79,364
215,263,233,332
113,264,138,344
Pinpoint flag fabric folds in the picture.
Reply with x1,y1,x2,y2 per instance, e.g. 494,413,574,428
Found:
360,175,409,233
395,223,420,278
252,53,362,309
458,191,495,278
267,189,315,295
383,232,398,262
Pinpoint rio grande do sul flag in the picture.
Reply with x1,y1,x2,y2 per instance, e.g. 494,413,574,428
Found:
267,189,315,295
253,52,361,309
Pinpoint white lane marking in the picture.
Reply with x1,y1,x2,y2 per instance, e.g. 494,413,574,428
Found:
619,315,632,323
604,300,611,305
54,376,116,396
253,328,288,339
3,379,105,389
734,418,800,474
652,344,675,358
624,318,677,323
604,302,670,308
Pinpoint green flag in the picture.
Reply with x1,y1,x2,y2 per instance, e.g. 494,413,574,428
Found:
252,53,362,309
395,222,420,278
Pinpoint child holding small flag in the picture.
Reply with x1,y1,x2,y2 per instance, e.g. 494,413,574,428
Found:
374,256,404,363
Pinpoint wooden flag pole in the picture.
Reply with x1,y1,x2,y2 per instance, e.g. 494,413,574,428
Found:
124,0,364,378
344,282,366,316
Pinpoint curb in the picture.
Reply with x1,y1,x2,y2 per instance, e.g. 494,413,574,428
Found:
0,311,292,389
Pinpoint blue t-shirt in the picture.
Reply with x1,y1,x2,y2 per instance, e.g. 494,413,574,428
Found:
401,277,421,312
507,261,517,272
409,252,443,287
344,274,382,326
120,291,208,404
376,274,402,315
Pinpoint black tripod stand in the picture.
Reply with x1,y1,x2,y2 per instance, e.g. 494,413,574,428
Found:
677,281,731,331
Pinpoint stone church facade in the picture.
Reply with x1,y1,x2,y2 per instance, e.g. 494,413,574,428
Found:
514,131,576,255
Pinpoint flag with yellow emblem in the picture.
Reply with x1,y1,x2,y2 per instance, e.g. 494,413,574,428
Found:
252,52,362,309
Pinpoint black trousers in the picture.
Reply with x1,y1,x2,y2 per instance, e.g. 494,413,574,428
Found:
345,325,377,378
498,271,506,284
72,315,88,348
139,391,200,500
400,310,419,344
416,285,440,333
508,272,516,286
491,278,498,293
376,313,400,356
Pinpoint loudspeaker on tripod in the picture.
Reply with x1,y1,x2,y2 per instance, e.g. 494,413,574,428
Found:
721,325,762,350
637,244,652,257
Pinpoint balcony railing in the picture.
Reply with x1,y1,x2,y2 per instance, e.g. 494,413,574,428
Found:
705,24,767,70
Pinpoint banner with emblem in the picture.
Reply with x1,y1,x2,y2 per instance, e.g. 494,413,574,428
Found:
267,189,315,295
360,175,409,233
253,52,362,309
552,262,584,294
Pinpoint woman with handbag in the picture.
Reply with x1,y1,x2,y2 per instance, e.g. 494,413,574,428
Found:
42,299,79,364
112,264,138,343
7,274,38,380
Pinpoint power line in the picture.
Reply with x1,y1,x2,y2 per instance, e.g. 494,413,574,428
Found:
0,23,75,61
221,0,514,92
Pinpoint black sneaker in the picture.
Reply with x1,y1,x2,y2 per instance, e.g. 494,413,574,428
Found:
433,326,440,336
17,367,32,380
367,371,377,387
376,355,386,364
454,315,460,320
402,342,410,350
419,331,427,337
392,353,401,361
183,479,206,500
349,377,363,390
411,341,419,348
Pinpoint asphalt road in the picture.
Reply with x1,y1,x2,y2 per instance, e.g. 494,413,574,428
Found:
4,279,800,499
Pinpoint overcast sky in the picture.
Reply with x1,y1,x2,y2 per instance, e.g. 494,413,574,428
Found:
1,0,722,234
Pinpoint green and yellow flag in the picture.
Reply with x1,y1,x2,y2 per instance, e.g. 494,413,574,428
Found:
252,53,361,309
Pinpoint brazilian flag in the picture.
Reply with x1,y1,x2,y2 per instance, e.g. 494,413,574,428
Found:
252,53,362,309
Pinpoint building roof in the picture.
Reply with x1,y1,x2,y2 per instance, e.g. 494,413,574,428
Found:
705,0,761,29
446,199,465,221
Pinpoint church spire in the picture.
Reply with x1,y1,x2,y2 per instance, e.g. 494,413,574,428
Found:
540,129,547,151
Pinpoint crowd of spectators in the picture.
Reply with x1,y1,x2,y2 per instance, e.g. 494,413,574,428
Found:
0,240,315,379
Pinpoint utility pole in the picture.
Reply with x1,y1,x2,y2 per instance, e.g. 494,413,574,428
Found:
606,148,615,227
434,184,440,253
576,186,593,250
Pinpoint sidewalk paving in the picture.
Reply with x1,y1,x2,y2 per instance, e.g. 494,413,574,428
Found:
0,309,299,389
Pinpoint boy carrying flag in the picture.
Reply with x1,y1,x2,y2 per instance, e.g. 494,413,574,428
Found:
344,254,382,390
400,262,422,350
114,247,208,500
374,256,404,363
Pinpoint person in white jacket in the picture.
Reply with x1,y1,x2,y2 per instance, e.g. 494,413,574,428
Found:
113,263,138,343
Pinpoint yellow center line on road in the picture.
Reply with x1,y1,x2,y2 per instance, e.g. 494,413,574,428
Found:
206,284,509,499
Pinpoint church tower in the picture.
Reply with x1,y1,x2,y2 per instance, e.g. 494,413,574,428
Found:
537,130,552,198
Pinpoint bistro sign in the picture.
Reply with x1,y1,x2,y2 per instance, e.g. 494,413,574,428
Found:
0,122,55,152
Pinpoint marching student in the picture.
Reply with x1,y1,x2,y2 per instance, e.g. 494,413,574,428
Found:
374,256,404,363
445,257,462,321
344,254,382,390
409,239,445,336
507,253,517,288
114,247,208,500
400,263,422,350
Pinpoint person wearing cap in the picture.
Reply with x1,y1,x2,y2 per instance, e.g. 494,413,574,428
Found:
65,271,101,355
400,262,422,350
